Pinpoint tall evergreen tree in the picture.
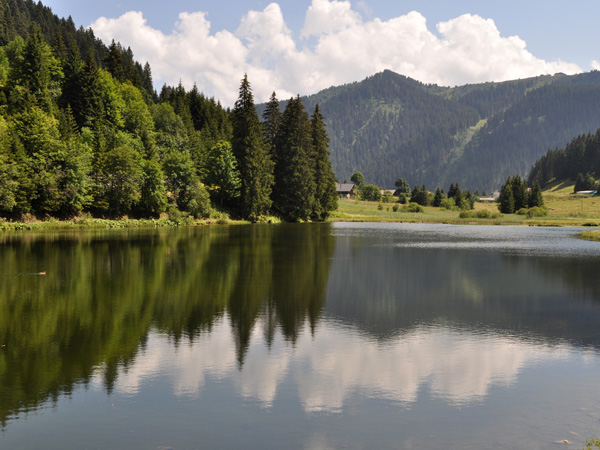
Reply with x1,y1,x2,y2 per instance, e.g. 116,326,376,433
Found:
231,74,273,219
433,187,444,207
499,181,515,213
528,181,544,208
262,91,281,157
104,39,124,82
311,104,337,220
509,175,527,210
272,96,316,221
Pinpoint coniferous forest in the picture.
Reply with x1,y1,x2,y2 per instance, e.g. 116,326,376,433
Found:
0,0,338,222
528,128,600,190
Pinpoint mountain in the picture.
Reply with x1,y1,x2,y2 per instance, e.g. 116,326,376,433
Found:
274,70,600,191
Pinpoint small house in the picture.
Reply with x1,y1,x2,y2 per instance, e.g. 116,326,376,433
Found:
336,183,356,198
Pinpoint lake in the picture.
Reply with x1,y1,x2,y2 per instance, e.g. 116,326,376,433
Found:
1,223,599,449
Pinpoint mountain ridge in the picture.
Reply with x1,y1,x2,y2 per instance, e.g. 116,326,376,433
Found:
265,69,600,191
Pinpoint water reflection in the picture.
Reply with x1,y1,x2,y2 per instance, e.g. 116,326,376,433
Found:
91,319,577,413
0,225,335,426
1,222,600,438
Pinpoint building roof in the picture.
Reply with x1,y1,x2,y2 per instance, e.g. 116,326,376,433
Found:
336,183,355,192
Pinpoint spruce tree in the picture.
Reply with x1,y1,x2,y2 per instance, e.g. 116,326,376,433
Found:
433,187,444,207
104,40,125,82
262,91,281,157
528,182,544,208
231,74,273,220
311,104,337,220
499,182,515,213
272,96,315,221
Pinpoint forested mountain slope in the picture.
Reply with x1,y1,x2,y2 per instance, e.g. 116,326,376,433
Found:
283,70,600,191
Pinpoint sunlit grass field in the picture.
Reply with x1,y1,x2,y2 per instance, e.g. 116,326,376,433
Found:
332,180,600,228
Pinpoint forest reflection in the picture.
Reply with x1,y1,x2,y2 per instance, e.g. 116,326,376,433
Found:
0,224,335,426
2,223,600,427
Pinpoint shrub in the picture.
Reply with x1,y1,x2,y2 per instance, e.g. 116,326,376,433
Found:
402,202,424,213
526,206,548,218
459,209,502,219
440,198,458,211
392,204,399,212
397,193,407,204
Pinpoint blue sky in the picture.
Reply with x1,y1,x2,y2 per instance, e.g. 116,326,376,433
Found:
42,0,600,105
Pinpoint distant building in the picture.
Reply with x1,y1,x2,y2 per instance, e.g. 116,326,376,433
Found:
336,183,356,198
381,189,396,197
478,197,496,203
574,190,598,195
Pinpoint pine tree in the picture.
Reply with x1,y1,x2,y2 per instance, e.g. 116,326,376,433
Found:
499,182,515,213
272,96,315,221
433,187,444,207
262,91,281,157
510,175,528,210
231,74,273,220
104,40,124,82
311,104,337,220
528,182,544,208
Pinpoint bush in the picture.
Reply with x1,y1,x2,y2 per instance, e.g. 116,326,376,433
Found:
459,210,502,219
397,193,407,204
440,198,458,211
392,204,399,212
402,202,424,213
526,206,548,218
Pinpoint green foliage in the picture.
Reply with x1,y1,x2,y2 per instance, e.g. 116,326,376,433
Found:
138,158,167,217
574,172,597,192
272,96,315,221
402,202,424,213
410,184,429,206
206,140,241,206
459,210,502,219
311,104,338,220
231,74,274,220
530,129,600,190
585,438,600,450
98,145,143,217
526,206,548,217
433,187,445,207
351,171,365,190
499,182,515,214
394,177,410,194
361,184,381,202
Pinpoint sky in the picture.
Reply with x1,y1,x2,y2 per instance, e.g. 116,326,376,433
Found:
41,0,600,106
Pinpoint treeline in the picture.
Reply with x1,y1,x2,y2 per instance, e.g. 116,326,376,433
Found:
0,4,337,222
528,128,600,190
498,174,544,214
231,78,337,222
349,171,476,210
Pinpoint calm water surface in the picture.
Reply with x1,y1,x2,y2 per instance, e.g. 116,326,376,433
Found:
1,223,600,449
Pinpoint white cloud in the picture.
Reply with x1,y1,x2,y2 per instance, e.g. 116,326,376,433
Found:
90,1,582,106
592,60,600,71
94,317,573,412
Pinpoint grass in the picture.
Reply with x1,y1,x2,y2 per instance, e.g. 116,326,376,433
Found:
332,180,600,228
0,216,250,231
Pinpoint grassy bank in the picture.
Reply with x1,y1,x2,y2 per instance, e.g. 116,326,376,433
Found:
0,216,251,231
332,180,600,227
